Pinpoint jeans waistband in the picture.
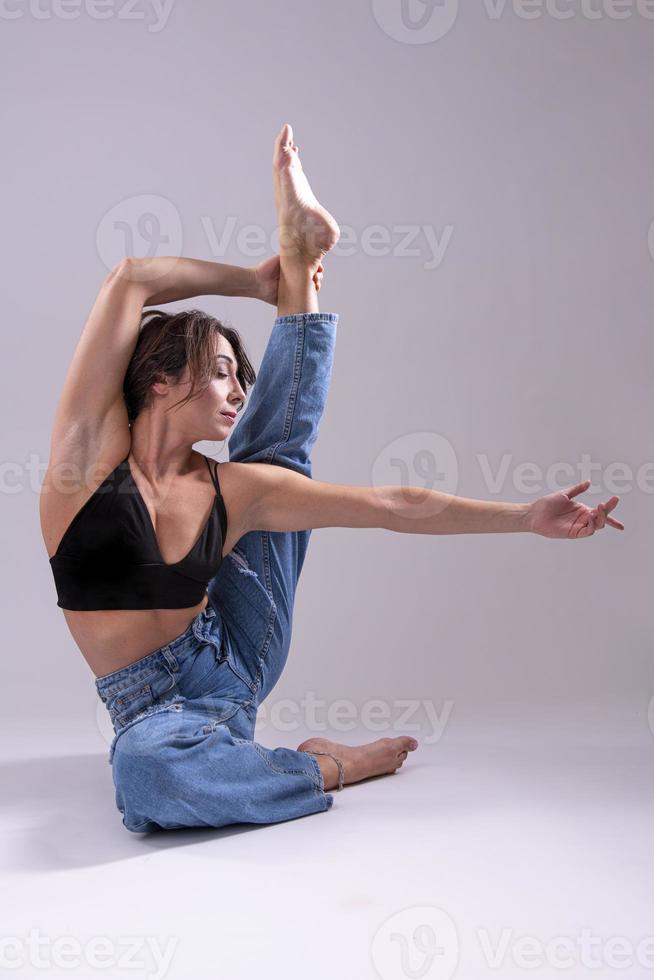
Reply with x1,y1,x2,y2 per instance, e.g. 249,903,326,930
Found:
94,601,219,696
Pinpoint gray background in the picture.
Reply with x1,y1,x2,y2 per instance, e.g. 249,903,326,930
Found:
3,0,652,740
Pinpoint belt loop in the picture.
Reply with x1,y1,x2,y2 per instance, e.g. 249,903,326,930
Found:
161,645,179,672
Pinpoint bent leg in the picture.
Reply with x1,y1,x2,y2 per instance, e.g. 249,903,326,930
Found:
208,310,338,709
112,710,333,832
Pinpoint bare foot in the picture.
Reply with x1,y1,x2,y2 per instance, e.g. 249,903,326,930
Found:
297,735,419,791
273,122,341,265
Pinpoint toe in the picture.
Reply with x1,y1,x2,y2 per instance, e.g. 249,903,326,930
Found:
274,123,293,160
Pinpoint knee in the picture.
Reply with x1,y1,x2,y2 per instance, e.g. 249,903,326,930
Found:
111,718,184,832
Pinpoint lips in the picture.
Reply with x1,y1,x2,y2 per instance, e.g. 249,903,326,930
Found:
221,412,236,421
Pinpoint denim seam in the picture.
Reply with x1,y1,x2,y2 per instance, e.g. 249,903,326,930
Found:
250,741,325,798
263,318,304,470
249,598,277,695
299,750,329,793
126,821,152,833
274,313,338,325
256,319,305,604
220,565,276,618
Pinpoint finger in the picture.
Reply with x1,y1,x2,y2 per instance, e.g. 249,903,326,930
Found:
565,480,591,500
595,503,606,530
605,515,625,530
602,496,620,513
578,513,596,538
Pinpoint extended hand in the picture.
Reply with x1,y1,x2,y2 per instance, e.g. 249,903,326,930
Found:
528,480,625,539
253,255,324,306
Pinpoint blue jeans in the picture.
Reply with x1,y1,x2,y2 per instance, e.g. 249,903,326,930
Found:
95,312,339,833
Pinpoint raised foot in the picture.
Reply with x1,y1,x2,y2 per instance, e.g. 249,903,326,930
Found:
297,735,419,791
273,122,341,265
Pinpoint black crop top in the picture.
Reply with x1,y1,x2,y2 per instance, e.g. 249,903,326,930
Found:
49,455,228,611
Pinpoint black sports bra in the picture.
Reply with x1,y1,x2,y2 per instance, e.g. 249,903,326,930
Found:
48,454,228,611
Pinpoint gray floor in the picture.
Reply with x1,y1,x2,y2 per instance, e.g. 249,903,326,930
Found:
3,704,652,980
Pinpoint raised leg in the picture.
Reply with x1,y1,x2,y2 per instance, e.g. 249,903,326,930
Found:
208,123,341,711
207,307,338,706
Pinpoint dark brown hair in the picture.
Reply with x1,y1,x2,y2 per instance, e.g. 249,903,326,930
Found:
123,308,257,423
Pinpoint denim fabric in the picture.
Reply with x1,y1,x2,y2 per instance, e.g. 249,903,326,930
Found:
95,312,339,833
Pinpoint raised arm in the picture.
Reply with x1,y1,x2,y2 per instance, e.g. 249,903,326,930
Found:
49,254,301,453
228,462,624,540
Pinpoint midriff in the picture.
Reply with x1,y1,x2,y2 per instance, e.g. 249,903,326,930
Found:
63,596,210,679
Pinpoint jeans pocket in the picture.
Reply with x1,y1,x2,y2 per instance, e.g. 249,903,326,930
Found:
105,662,177,730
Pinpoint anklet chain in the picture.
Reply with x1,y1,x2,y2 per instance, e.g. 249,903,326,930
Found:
307,750,346,791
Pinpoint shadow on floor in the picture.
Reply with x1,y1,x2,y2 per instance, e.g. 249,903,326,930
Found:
1,753,280,871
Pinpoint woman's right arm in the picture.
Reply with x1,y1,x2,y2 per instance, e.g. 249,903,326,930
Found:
50,258,150,453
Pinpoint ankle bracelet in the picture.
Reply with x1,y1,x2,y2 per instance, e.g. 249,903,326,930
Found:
307,750,346,791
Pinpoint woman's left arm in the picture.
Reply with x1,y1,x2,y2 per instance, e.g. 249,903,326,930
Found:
117,255,259,306
230,463,624,539
119,254,321,307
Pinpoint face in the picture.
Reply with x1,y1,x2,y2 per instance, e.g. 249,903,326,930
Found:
154,334,248,442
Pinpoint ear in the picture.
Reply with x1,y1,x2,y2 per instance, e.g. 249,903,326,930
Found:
150,372,170,397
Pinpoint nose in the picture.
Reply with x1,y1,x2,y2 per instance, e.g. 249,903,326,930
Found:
229,377,247,411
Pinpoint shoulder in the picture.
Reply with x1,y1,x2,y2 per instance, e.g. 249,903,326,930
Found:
210,461,297,538
213,460,277,501
206,460,270,541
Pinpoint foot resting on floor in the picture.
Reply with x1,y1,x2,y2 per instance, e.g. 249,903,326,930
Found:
297,735,419,791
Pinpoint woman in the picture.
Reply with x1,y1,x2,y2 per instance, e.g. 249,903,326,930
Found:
40,124,624,834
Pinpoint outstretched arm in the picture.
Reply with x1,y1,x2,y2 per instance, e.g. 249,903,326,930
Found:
229,462,624,540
